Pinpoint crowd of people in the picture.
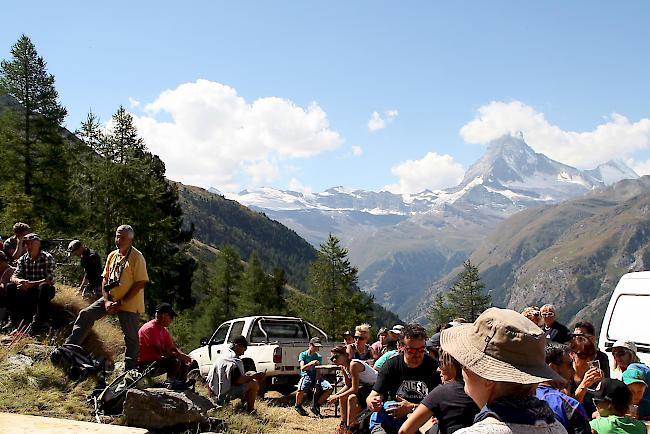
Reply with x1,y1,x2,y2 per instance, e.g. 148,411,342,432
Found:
0,221,648,434
273,305,650,434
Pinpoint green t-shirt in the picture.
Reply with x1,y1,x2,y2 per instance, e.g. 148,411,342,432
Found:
590,415,646,434
374,350,398,371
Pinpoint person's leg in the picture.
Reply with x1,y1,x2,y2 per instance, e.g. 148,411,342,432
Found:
65,298,106,345
294,376,310,415
117,311,141,370
33,282,55,324
244,379,259,411
339,394,348,425
347,394,359,427
317,379,333,406
3,283,19,326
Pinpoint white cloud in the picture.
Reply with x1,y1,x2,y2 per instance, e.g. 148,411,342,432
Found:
629,158,650,176
368,109,399,132
128,97,140,108
131,79,342,189
351,145,363,156
384,152,465,194
460,101,650,169
288,178,312,194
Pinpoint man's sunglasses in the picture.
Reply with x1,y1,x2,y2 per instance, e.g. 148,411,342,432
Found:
404,346,426,355
541,312,555,317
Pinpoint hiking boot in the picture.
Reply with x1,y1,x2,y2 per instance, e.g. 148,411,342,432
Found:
294,404,308,416
310,402,322,417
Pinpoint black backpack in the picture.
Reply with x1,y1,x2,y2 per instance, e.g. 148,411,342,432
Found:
50,343,106,382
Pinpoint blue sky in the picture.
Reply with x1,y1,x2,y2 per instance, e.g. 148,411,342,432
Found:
3,1,650,193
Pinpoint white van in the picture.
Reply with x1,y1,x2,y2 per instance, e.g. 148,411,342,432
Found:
598,271,650,368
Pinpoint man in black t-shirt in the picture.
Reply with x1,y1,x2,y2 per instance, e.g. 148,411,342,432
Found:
366,323,441,434
67,240,103,299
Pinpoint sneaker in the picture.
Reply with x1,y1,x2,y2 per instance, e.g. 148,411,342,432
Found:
310,403,322,417
294,405,308,416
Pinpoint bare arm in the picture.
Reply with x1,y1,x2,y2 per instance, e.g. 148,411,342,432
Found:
398,404,434,434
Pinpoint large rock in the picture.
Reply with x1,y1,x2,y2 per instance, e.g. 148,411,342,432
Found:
122,388,214,429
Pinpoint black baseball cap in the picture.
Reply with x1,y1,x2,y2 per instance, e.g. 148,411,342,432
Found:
155,302,177,318
590,378,631,405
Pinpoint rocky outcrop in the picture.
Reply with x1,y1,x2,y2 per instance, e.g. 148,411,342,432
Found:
122,388,215,429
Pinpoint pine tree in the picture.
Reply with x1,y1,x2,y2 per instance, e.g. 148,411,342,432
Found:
215,245,244,319
235,253,270,316
436,259,491,322
0,34,66,196
427,293,455,330
304,234,373,337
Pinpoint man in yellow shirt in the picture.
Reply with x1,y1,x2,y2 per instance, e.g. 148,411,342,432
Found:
65,225,149,369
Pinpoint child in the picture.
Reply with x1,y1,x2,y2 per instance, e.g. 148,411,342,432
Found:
295,337,333,417
622,366,650,420
590,378,646,434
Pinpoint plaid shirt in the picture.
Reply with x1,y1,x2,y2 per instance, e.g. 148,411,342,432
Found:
13,250,56,283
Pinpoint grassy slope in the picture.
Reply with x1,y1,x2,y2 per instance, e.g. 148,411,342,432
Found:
0,285,339,433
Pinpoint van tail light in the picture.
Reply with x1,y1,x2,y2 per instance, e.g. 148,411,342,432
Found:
273,347,282,364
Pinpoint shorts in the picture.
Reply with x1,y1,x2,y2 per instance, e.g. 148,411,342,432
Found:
297,375,333,392
221,383,247,401
357,384,374,408
369,400,407,433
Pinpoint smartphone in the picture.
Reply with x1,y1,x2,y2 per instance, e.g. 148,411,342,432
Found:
589,360,601,371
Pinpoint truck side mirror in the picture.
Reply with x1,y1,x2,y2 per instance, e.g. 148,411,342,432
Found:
200,337,209,346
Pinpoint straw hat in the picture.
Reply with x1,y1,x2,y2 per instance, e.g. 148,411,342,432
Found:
441,307,563,384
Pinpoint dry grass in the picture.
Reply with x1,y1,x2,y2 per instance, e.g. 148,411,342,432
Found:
0,287,340,433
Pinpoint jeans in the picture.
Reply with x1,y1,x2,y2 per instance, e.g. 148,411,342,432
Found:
65,297,141,370
4,282,55,325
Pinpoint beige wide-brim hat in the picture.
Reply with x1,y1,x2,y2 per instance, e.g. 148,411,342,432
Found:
441,307,564,384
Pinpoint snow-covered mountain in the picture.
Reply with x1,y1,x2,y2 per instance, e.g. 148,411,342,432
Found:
219,135,639,319
225,135,637,218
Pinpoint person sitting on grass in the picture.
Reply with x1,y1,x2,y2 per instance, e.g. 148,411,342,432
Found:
328,344,378,433
590,378,646,434
207,336,265,412
295,337,333,417
137,303,196,382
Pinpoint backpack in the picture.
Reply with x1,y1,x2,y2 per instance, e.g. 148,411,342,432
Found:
50,343,106,382
92,364,157,415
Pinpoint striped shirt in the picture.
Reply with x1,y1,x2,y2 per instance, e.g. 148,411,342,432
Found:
13,250,56,282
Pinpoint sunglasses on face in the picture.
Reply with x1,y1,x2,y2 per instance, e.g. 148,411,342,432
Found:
612,351,628,357
330,355,340,362
575,352,595,360
404,346,426,355
354,335,366,340
530,312,540,317
541,312,555,317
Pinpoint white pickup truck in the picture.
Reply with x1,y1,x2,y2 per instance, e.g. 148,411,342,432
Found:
189,315,336,393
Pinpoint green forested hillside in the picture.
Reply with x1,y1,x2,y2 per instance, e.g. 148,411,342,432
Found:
176,183,317,290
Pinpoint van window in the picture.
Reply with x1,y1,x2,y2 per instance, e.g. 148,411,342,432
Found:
211,322,230,345
228,321,245,342
249,319,307,343
607,294,650,343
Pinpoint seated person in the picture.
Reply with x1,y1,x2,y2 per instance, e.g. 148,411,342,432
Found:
537,344,591,434
398,350,479,434
0,252,16,326
67,240,103,299
622,366,650,420
137,303,196,381
328,344,378,432
590,379,646,434
3,222,30,266
347,323,373,361
371,327,388,360
366,323,441,434
206,336,265,412
374,337,399,371
294,337,333,417
9,233,56,332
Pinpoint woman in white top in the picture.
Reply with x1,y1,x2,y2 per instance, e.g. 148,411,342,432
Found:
328,344,378,432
